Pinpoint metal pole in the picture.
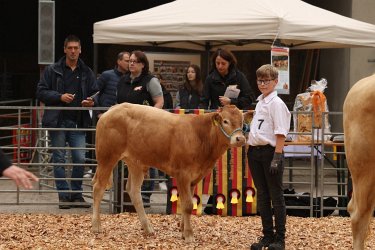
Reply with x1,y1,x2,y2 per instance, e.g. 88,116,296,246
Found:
93,43,98,76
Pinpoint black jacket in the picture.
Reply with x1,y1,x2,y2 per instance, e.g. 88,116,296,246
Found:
177,87,202,109
117,73,154,106
202,68,255,110
0,149,11,176
162,85,174,109
36,57,97,128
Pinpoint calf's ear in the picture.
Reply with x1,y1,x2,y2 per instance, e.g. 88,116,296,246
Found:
212,113,223,126
243,110,254,124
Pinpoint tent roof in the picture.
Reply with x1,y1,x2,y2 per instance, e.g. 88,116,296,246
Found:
93,0,375,51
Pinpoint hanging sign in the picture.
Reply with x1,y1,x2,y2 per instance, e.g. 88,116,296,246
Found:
271,46,290,94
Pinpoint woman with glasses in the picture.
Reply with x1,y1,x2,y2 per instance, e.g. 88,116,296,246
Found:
117,50,164,108
116,50,164,206
202,48,255,110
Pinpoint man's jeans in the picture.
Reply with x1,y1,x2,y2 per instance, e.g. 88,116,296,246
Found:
50,120,86,200
141,168,156,198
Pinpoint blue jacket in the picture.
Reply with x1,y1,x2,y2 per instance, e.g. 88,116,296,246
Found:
36,56,97,128
95,67,124,117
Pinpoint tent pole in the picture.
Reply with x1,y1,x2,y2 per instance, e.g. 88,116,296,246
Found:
205,42,211,77
93,43,98,76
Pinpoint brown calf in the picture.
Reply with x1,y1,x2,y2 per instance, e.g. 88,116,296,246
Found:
91,103,250,242
343,74,375,250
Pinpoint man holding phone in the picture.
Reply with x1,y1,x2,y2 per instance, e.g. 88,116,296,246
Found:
36,34,98,209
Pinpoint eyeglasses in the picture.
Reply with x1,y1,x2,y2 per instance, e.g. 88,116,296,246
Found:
129,60,140,64
257,79,275,85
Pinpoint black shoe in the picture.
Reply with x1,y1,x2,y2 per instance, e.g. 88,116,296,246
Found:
59,198,71,209
71,197,91,208
250,235,274,250
268,238,285,250
142,194,151,208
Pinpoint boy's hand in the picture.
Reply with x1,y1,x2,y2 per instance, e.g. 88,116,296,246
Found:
270,152,283,175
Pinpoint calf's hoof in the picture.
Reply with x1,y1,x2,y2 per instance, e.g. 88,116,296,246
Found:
91,221,102,233
182,232,194,243
143,224,155,235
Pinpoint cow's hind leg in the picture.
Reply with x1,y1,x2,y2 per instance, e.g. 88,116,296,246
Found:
92,160,118,233
127,164,154,235
176,178,194,242
348,181,374,250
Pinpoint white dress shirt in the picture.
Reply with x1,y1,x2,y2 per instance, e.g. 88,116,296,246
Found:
247,91,291,147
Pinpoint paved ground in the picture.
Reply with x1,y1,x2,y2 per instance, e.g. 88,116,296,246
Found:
0,177,171,215
0,158,348,216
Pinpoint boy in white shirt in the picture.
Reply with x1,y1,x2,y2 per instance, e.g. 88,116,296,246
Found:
247,64,291,250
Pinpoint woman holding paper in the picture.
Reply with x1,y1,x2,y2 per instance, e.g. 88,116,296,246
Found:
202,48,255,110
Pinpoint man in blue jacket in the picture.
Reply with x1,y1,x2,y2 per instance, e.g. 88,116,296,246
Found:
95,51,130,119
36,35,97,209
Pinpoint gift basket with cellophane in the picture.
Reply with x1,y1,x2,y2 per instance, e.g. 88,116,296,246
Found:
293,78,331,142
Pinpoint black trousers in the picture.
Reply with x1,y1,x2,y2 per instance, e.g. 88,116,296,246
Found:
247,145,286,239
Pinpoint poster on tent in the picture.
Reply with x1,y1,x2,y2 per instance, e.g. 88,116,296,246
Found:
271,46,290,95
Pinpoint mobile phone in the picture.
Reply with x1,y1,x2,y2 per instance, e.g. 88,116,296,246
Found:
89,91,100,99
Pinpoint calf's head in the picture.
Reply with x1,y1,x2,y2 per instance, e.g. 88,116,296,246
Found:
213,105,248,147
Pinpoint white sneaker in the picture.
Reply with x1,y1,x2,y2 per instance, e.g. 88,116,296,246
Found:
83,169,93,178
159,181,167,191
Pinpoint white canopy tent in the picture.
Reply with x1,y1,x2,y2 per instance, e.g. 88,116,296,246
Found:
93,0,375,51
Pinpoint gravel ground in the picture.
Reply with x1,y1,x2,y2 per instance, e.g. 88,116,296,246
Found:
1,160,371,249
0,213,374,249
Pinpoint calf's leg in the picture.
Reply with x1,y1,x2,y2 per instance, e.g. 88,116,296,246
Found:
127,164,154,235
177,179,194,242
92,160,117,233
180,185,196,233
348,179,374,250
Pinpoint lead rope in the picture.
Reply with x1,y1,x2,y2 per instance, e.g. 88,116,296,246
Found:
214,120,243,140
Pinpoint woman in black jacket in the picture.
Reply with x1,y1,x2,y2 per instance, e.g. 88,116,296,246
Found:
202,48,255,110
175,64,203,109
117,51,163,108
116,51,164,202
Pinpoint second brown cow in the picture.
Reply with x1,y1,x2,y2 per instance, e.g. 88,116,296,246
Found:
91,103,250,242
344,74,375,250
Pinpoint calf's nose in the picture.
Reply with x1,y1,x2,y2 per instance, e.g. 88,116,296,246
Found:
234,135,246,145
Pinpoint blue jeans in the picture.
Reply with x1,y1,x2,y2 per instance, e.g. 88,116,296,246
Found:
141,168,156,197
50,120,86,200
